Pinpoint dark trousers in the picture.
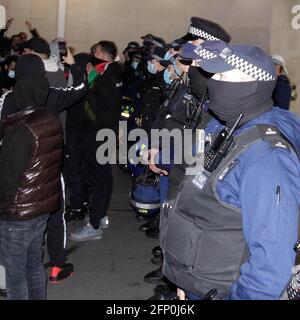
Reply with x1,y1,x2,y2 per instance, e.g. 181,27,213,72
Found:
84,130,113,230
65,127,90,209
46,180,67,267
47,207,66,266
0,214,49,300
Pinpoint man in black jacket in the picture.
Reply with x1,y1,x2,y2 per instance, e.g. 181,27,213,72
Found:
70,41,123,242
140,47,168,133
0,52,87,284
0,55,63,300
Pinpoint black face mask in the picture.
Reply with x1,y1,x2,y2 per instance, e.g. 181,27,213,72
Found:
91,56,105,66
207,78,276,127
188,66,211,100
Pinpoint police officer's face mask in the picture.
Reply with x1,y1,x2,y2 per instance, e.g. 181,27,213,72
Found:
147,61,157,74
207,78,275,127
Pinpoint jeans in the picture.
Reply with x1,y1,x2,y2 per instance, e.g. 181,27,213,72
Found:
0,214,49,300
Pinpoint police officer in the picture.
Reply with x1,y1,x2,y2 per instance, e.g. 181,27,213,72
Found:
144,19,231,237
143,18,232,298
139,46,169,133
149,17,231,201
161,40,300,300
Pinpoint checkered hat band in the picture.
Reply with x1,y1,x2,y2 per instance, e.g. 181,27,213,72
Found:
189,26,220,41
225,54,275,81
151,40,164,48
194,47,218,60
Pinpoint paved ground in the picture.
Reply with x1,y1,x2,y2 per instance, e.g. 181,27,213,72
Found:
47,166,159,300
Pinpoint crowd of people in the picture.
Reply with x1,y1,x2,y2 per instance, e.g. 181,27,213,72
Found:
0,15,299,301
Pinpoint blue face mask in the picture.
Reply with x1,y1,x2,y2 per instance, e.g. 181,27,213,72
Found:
8,70,15,79
147,61,157,74
131,61,139,70
163,69,174,85
164,51,174,61
173,62,182,77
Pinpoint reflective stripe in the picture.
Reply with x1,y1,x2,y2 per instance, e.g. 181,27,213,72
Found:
50,82,85,91
60,175,66,249
130,198,160,210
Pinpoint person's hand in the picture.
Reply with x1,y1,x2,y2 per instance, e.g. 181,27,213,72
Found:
143,148,168,176
6,18,14,30
25,20,33,31
68,46,76,56
86,63,94,75
62,48,75,65
135,117,142,127
177,288,186,300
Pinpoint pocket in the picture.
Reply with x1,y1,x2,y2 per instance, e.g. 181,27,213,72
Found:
164,212,202,270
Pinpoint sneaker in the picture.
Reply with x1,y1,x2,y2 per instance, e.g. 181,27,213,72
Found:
49,263,74,283
100,216,109,229
64,208,86,222
69,223,103,242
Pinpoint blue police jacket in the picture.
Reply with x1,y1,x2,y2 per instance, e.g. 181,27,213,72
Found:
205,107,300,299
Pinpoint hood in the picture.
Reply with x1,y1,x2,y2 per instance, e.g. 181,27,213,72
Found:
239,107,300,158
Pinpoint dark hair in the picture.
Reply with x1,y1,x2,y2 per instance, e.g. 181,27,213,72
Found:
10,34,21,44
98,41,118,60
276,64,291,84
5,55,18,67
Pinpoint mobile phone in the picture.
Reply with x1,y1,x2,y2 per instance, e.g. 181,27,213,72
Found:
58,41,67,60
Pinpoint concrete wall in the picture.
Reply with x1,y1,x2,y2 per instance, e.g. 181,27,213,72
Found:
270,0,300,113
1,0,58,41
1,0,299,113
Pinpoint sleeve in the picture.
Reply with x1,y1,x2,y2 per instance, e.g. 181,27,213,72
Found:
30,28,40,38
229,149,300,300
47,65,87,113
70,63,86,87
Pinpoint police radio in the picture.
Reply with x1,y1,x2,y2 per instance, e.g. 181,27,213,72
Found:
204,114,243,173
162,74,183,108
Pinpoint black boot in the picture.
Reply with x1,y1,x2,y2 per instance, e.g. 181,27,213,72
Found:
144,267,165,284
146,226,160,239
154,281,177,294
148,291,177,300
151,255,163,266
139,219,156,232
152,246,162,257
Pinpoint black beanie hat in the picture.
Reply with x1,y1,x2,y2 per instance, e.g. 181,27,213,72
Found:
15,54,46,80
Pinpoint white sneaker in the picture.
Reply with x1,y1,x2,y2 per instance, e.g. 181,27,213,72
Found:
100,216,109,229
69,223,103,242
